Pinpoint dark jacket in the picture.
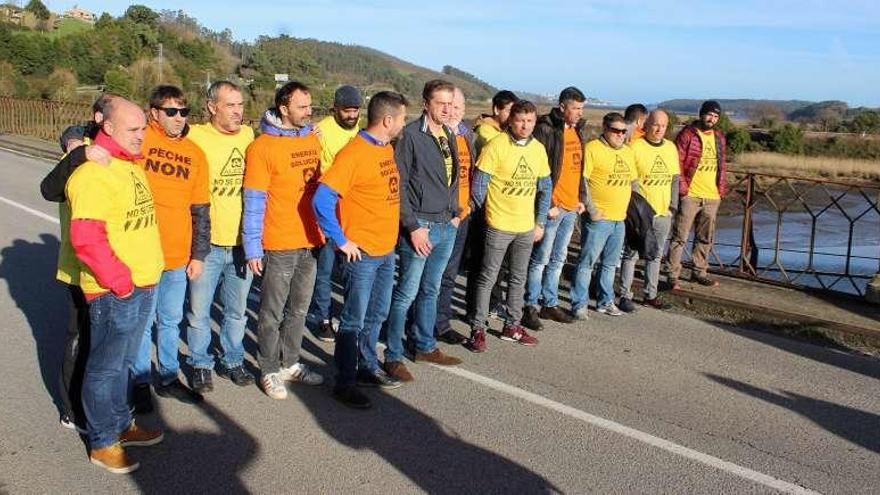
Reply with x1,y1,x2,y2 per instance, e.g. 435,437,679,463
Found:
532,108,588,205
394,114,461,233
674,123,728,198
625,192,659,259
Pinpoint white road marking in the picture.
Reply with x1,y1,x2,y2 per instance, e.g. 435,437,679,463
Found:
434,365,821,495
0,195,59,224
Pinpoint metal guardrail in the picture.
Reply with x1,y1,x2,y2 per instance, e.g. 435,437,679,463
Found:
0,97,92,141
703,172,880,296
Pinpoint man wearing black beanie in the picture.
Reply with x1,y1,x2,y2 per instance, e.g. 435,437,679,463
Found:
667,100,727,288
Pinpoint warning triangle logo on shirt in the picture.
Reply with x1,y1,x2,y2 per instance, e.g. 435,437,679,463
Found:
220,148,246,177
650,155,667,174
613,155,628,174
131,171,152,206
511,156,534,180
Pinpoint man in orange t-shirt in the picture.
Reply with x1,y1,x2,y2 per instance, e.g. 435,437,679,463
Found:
243,81,326,400
523,87,588,329
313,91,408,410
132,85,209,411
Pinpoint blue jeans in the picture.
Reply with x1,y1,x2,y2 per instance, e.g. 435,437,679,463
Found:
132,267,187,386
525,209,578,307
570,219,625,310
385,220,457,362
308,238,338,322
186,245,253,370
336,252,395,386
82,287,155,449
436,217,470,334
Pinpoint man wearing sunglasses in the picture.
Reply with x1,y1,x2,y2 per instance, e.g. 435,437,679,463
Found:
384,79,463,383
570,112,636,319
130,85,210,412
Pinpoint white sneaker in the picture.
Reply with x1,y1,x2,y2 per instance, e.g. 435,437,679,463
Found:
597,302,624,317
281,363,324,386
260,372,288,400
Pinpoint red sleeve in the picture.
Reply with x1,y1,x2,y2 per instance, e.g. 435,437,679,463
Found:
70,219,134,296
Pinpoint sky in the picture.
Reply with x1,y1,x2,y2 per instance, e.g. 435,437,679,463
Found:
42,0,880,107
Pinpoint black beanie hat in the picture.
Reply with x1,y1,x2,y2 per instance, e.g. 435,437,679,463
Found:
699,100,722,116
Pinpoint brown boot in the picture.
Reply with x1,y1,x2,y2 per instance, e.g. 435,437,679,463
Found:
89,442,139,474
415,349,462,366
119,422,164,447
383,361,414,382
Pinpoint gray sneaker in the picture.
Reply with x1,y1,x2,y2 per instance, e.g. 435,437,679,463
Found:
280,363,324,386
572,306,589,321
597,302,624,316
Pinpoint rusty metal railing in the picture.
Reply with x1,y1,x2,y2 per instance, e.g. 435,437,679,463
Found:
0,97,93,141
699,172,880,296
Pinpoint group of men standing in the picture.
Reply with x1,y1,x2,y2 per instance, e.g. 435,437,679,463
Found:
42,76,727,474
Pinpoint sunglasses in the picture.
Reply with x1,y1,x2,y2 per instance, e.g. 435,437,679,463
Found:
156,107,191,117
607,127,627,135
437,135,452,159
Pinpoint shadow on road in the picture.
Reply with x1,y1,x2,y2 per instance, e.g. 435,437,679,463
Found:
705,373,880,454
0,233,68,413
129,396,258,493
288,341,559,494
714,323,880,381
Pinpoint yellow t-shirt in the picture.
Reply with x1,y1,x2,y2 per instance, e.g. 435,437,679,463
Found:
65,159,164,295
476,135,551,233
188,123,255,246
316,115,359,172
583,139,636,222
432,126,454,186
56,140,92,285
474,117,502,158
688,130,720,200
630,137,679,216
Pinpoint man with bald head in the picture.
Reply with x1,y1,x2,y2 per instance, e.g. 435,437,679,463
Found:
618,110,680,310
66,97,165,473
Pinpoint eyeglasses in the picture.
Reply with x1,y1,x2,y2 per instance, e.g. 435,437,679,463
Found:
157,107,191,117
437,135,452,159
607,127,627,135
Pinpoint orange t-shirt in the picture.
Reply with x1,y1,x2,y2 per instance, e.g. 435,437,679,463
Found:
551,127,582,210
455,134,472,219
243,133,324,251
139,123,210,270
320,134,400,256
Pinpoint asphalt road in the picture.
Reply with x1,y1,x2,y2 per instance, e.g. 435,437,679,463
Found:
0,148,878,494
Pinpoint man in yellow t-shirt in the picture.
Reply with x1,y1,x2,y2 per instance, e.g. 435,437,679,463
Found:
185,81,256,393
309,85,362,342
468,100,551,352
619,110,680,310
66,97,164,473
668,100,728,288
473,89,519,158
570,112,636,319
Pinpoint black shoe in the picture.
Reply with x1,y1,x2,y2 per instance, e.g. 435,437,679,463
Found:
333,385,372,409
156,379,204,404
356,368,402,389
436,329,468,345
218,364,255,387
521,305,544,331
191,368,214,394
643,297,672,310
132,383,154,415
618,298,637,313
316,320,336,342
538,305,573,324
692,274,719,287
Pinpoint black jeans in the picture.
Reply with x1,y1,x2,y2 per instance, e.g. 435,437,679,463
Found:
435,217,470,335
58,283,89,427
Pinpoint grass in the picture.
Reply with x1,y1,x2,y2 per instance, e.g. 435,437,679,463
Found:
732,151,880,182
45,18,92,39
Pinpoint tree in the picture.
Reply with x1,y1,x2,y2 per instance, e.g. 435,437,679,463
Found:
124,5,159,27
0,61,20,96
749,102,785,129
769,124,804,154
25,0,50,20
726,126,753,158
45,67,78,100
103,67,133,97
849,111,880,135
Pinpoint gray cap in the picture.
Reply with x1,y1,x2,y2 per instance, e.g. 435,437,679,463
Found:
334,85,363,108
